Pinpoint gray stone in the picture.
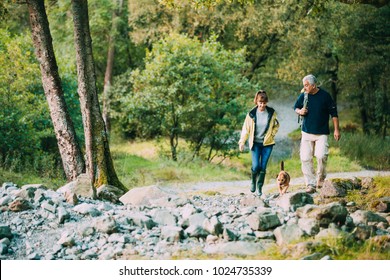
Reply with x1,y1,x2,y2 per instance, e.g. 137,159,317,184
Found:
184,225,209,238
203,216,223,235
247,209,281,231
298,218,320,236
350,210,388,226
275,191,314,212
119,185,178,206
73,203,101,217
126,212,156,229
0,196,12,207
94,215,118,234
151,209,177,226
161,226,184,242
274,224,305,246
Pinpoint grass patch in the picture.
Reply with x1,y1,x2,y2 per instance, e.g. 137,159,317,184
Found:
0,168,65,189
346,176,390,211
329,132,389,170
111,140,247,189
288,127,388,171
2,128,385,191
167,233,390,260
309,235,390,260
110,136,365,189
110,139,159,160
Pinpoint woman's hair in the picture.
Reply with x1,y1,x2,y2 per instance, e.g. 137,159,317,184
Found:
253,90,268,104
302,74,317,85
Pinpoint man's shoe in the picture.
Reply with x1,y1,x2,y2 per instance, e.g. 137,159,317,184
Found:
317,180,324,189
305,185,316,194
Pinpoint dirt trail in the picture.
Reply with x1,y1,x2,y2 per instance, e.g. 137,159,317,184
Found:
158,170,390,196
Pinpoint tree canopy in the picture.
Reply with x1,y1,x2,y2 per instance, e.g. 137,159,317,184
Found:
120,33,254,161
0,0,388,180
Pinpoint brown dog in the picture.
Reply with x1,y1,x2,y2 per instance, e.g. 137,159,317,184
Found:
277,161,291,195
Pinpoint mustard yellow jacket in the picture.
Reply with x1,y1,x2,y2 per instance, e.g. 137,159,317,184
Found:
238,106,280,149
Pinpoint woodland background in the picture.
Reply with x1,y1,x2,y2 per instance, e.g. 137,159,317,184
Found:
0,0,389,193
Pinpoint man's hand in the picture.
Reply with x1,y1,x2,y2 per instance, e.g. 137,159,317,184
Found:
239,143,245,152
334,129,341,141
296,108,308,116
332,117,341,141
299,108,308,116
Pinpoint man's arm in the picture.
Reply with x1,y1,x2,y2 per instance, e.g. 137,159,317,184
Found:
332,117,341,141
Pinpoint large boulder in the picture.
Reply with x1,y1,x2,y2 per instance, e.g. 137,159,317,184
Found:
275,191,314,212
119,185,181,207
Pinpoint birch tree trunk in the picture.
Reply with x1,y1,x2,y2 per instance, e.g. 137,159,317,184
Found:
26,0,85,181
71,0,126,194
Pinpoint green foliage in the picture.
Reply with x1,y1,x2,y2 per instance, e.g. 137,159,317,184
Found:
337,5,390,136
0,29,46,157
47,0,137,90
129,0,317,88
0,167,66,190
278,2,389,136
61,75,85,142
1,0,388,185
0,28,83,178
0,1,30,35
329,132,390,170
120,33,255,161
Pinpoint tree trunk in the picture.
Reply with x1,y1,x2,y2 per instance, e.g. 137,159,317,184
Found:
26,0,85,181
328,55,339,105
102,38,114,134
102,0,124,135
358,82,370,135
71,0,126,194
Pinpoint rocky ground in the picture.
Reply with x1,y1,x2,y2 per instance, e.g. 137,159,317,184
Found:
1,98,389,260
1,171,389,260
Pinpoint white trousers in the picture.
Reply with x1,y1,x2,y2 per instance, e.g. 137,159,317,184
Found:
300,132,329,187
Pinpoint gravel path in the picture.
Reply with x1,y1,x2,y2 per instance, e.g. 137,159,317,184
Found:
158,170,390,196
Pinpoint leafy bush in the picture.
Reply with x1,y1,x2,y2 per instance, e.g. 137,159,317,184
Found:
115,33,255,161
0,29,83,177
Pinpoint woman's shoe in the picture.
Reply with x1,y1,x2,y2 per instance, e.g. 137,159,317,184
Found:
256,171,266,196
250,171,257,193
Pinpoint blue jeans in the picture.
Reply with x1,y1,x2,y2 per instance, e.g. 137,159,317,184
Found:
251,142,273,173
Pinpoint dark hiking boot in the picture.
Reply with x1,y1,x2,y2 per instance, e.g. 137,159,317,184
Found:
256,171,266,197
250,171,257,193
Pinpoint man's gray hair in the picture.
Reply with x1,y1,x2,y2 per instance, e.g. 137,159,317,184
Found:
302,74,317,85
